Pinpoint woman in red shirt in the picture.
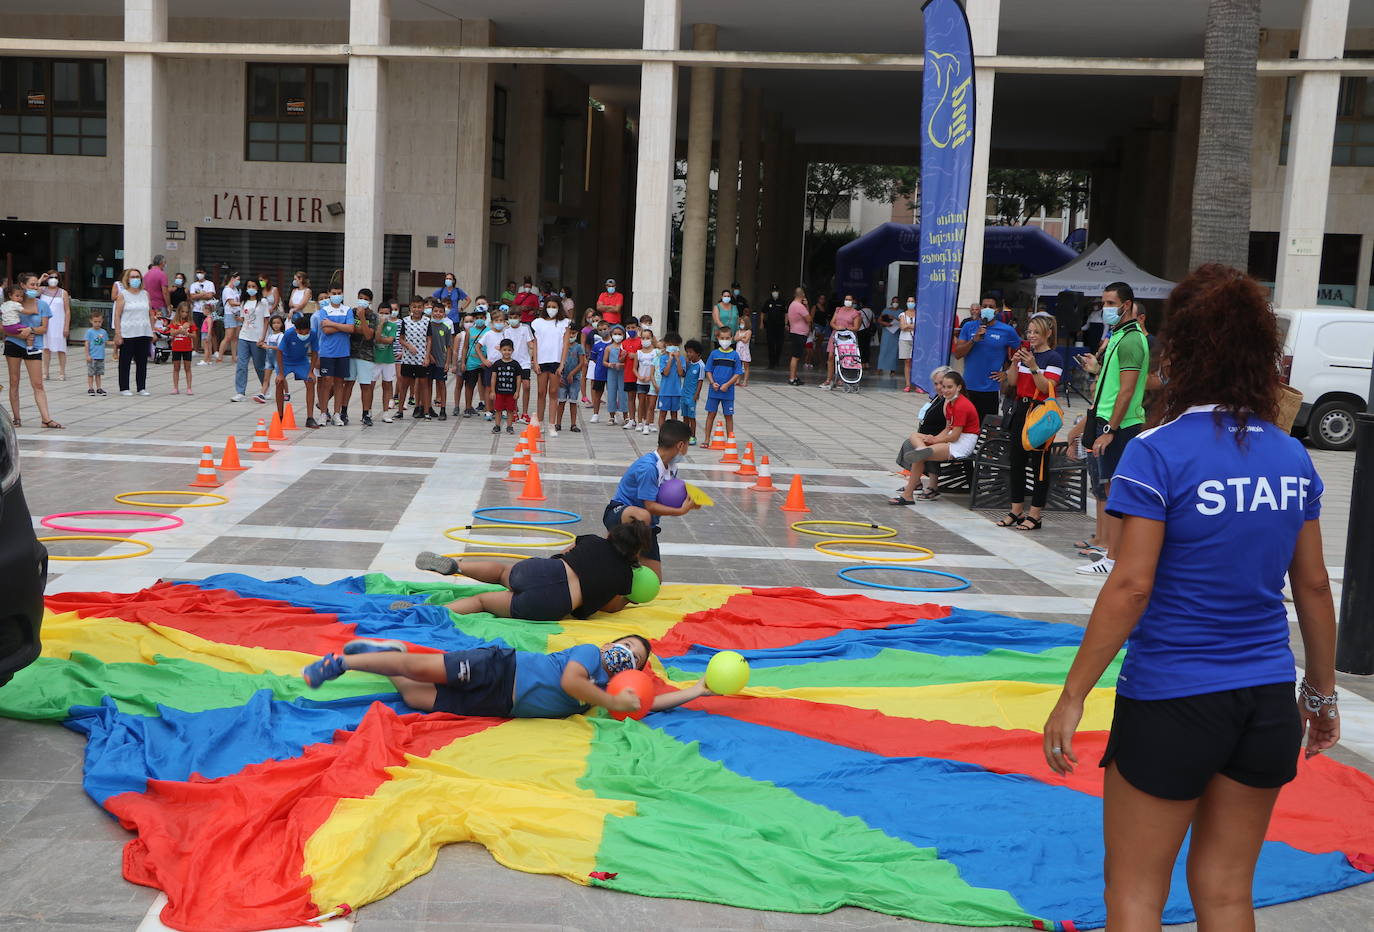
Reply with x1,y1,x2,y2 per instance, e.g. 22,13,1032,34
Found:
890,370,980,504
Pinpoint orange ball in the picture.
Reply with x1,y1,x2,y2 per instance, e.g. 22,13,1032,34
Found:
608,669,654,721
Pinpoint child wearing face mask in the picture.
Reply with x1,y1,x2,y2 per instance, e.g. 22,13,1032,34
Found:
603,419,699,580
680,340,706,444
554,325,585,433
633,327,659,433
703,326,744,442
734,311,753,387
619,321,643,430
655,331,685,428
602,324,629,425
504,308,536,422
460,299,490,418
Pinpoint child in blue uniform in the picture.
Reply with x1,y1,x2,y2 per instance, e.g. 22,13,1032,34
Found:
680,339,706,444
303,635,709,719
655,331,685,427
276,313,320,427
603,420,696,579
703,326,743,445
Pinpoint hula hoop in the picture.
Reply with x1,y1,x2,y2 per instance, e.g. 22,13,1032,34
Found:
440,551,532,561
443,524,576,548
814,539,934,563
472,506,580,526
41,510,184,534
39,535,155,561
836,565,971,593
790,520,897,540
115,490,229,509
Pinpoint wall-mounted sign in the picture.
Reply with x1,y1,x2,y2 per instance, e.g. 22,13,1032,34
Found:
443,232,455,247
26,92,45,109
212,193,328,224
285,98,306,115
490,205,511,226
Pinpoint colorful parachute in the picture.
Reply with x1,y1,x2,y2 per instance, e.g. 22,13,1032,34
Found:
1,574,1371,932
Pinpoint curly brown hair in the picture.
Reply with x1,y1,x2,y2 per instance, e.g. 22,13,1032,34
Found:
1152,263,1280,441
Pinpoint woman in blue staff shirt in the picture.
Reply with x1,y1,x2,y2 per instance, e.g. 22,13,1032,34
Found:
1042,264,1340,929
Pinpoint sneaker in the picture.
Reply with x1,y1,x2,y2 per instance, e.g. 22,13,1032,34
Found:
382,412,394,424
342,638,408,655
87,389,95,396
284,392,291,402
186,390,194,396
415,551,460,575
137,389,151,396
550,427,559,439
361,413,374,427
120,390,133,396
623,419,636,430
484,411,494,421
581,397,592,407
412,407,424,420
476,402,485,411
96,389,107,396
642,424,653,434
253,393,267,404
332,414,344,427
196,360,208,366
231,393,245,402
590,413,599,424
506,425,515,434
1075,557,1116,577
689,436,697,445
301,653,348,688
306,417,321,429
437,408,447,421
492,424,502,433
463,407,475,418
570,424,581,432
339,412,349,426
170,389,180,395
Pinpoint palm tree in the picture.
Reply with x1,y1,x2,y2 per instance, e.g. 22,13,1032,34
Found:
1189,0,1261,270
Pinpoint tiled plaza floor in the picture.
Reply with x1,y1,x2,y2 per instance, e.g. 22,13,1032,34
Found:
1,357,1370,931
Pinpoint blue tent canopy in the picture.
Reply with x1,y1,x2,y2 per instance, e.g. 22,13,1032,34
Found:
833,223,1078,305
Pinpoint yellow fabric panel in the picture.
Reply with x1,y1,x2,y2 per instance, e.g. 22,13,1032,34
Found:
304,716,632,912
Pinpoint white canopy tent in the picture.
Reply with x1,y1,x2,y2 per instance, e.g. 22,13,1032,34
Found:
1034,238,1176,299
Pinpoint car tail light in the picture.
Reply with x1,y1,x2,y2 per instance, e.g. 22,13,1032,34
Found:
1280,354,1292,385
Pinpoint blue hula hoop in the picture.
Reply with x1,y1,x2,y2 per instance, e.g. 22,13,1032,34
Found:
836,565,971,593
471,506,581,526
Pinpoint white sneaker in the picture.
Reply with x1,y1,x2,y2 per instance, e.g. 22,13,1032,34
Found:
382,412,394,423
550,427,559,439
590,413,599,424
196,360,207,366
120,389,133,396
137,389,150,396
643,424,653,434
231,393,245,402
623,419,636,430
1075,557,1115,577
332,414,344,427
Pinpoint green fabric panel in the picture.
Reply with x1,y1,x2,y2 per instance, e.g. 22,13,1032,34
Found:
0,652,390,720
579,716,1034,926
362,572,558,653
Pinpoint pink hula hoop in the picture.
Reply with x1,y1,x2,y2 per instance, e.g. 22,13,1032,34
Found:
40,510,185,534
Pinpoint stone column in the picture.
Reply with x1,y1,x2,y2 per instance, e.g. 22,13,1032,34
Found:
955,0,1001,309
123,0,167,271
597,102,627,285
1355,233,1373,311
677,23,718,343
779,130,805,289
712,68,743,297
629,0,682,329
345,0,389,296
757,111,783,294
454,19,493,300
735,87,763,305
509,65,546,284
1275,0,1350,309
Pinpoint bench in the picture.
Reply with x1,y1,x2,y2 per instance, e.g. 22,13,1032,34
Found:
962,426,1087,513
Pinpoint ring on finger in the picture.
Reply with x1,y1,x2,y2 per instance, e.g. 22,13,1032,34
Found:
1051,746,1063,754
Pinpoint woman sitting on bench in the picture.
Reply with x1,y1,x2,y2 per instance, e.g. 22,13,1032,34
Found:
890,369,981,504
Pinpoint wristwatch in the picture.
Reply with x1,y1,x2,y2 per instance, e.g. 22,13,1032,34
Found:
1101,425,1116,435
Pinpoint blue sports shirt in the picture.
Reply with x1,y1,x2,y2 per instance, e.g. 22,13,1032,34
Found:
705,348,742,400
611,451,675,525
957,318,1019,393
318,304,353,358
657,351,685,396
279,327,318,368
511,643,609,718
1106,406,1323,700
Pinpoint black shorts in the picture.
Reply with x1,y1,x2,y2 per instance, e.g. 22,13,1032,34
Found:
624,381,639,394
400,363,428,379
507,557,574,621
432,646,517,717
192,311,205,328
602,501,661,562
539,361,559,374
428,364,448,382
1094,419,1145,496
462,368,481,387
171,350,192,362
520,367,531,381
1100,682,1301,801
4,341,40,359
592,379,606,392
788,332,807,359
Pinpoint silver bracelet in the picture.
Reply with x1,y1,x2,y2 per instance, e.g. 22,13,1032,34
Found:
1298,678,1339,719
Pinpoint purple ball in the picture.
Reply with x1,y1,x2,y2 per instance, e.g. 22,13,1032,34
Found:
657,477,689,508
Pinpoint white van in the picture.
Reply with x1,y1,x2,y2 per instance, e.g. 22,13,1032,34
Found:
1274,308,1373,451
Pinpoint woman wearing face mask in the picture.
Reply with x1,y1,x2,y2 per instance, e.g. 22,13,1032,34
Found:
113,268,158,397
712,289,739,337
219,272,242,363
168,270,188,319
188,268,216,359
559,286,576,319
255,274,279,320
823,294,863,389
38,270,71,381
232,278,268,402
288,271,313,320
531,298,571,434
5,273,60,428
898,297,917,389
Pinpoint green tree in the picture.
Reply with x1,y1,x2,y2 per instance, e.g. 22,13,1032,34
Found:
987,169,1091,226
805,163,919,232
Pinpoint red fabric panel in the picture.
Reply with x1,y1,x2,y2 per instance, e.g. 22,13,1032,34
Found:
654,588,949,657
107,704,506,932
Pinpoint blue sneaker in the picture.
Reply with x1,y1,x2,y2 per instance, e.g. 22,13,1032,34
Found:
302,653,347,688
343,639,408,655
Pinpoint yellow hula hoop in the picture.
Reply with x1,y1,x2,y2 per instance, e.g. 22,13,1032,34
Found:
443,524,575,548
790,520,897,540
440,551,532,561
115,490,229,508
813,539,934,563
39,535,155,561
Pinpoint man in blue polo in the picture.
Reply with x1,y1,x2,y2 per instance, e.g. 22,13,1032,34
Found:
952,293,1018,422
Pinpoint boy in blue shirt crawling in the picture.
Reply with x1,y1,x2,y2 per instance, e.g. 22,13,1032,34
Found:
703,326,743,444
303,634,708,719
603,419,698,579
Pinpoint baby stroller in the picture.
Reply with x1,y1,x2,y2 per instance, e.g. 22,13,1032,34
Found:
832,329,862,394
151,315,172,364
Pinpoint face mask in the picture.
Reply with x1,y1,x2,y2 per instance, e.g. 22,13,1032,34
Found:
721,295,731,304
667,344,680,354
771,291,779,299
718,338,732,348
25,288,39,298
246,288,258,297
906,301,916,310
844,299,854,308
175,277,184,286
444,278,454,287
602,643,636,676
606,286,616,294
545,307,558,318
733,289,740,296
493,322,506,331
980,308,995,321
129,279,142,290
1102,306,1122,329
626,329,637,338
47,277,59,287
259,279,267,287
358,300,371,308
612,333,624,343
196,273,205,280
329,294,344,306
475,303,488,313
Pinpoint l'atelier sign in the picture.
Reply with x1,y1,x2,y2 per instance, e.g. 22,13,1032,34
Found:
212,193,328,224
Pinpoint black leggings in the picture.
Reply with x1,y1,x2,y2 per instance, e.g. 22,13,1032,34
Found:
1007,399,1049,509
118,335,152,392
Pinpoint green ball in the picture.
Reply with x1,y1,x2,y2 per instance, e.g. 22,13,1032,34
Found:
628,565,661,604
705,650,750,695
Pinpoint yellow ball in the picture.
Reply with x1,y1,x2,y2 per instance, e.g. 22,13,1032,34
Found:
705,650,750,695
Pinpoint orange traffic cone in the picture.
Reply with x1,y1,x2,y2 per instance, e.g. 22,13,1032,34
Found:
709,420,727,450
779,474,810,513
719,433,740,465
523,422,544,455
750,455,778,492
735,441,758,477
218,435,248,471
267,409,286,441
248,418,274,453
503,440,530,483
517,461,547,502
281,403,299,431
189,445,222,489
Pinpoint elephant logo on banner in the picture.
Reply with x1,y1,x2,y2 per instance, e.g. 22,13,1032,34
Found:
925,51,973,151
